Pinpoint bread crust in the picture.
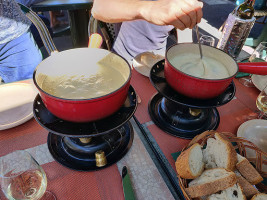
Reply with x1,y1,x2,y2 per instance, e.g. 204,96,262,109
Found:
176,143,204,179
215,133,237,171
251,193,267,200
236,175,259,198
236,158,263,185
185,169,237,198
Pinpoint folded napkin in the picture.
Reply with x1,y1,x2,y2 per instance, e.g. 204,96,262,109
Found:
171,151,181,161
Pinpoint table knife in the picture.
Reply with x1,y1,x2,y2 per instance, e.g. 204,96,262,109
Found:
122,166,136,200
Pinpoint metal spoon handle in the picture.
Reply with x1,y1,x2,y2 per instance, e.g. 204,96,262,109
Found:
195,25,203,59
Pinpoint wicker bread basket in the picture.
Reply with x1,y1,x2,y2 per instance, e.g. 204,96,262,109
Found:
177,130,267,200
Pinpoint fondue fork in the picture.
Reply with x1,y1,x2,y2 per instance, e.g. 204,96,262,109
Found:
195,25,206,75
195,25,203,59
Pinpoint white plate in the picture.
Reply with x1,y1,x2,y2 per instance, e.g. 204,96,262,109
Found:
0,82,38,130
251,75,267,91
132,52,164,77
237,119,267,171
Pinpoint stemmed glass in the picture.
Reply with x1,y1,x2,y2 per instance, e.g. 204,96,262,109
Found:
239,42,267,87
256,82,267,119
0,150,55,200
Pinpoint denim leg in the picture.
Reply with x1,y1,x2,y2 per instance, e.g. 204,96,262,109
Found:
0,31,42,83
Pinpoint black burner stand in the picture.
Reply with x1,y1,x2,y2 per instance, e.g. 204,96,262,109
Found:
148,60,236,139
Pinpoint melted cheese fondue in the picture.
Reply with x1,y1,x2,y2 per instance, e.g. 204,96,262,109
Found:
39,60,127,99
169,53,230,79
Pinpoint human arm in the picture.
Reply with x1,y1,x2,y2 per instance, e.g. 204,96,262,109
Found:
91,0,203,30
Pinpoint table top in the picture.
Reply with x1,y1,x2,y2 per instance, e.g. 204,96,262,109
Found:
0,68,262,199
0,80,174,199
130,66,262,193
31,0,93,11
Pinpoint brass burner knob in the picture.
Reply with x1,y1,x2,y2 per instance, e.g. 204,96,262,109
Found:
79,137,92,144
95,150,107,167
189,108,202,117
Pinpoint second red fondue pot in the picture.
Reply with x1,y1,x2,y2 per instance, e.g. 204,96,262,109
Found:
164,43,267,99
33,48,131,123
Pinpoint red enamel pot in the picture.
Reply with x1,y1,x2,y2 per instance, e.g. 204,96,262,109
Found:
33,48,131,123
21,4,132,123
164,43,267,99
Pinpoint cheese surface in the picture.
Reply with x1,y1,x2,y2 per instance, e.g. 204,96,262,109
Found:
169,53,230,79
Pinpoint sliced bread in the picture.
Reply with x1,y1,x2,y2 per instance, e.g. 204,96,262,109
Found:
235,171,259,198
207,183,246,200
185,168,237,198
236,154,263,185
251,193,267,200
175,143,204,179
203,132,237,171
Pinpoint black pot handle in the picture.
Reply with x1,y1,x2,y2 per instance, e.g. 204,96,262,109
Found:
18,3,58,55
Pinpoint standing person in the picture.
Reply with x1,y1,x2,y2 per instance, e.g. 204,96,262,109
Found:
91,0,203,64
0,0,42,83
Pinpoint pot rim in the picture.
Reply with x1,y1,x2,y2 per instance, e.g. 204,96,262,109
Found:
33,49,132,102
165,43,239,82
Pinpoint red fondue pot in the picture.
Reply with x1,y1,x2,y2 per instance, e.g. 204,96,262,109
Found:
164,44,267,99
20,4,132,123
33,48,131,123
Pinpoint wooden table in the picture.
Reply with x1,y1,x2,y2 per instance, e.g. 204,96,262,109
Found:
31,0,93,48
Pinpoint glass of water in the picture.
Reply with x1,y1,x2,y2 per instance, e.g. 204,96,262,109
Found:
199,35,215,46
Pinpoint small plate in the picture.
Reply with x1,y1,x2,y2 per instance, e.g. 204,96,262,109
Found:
237,119,267,165
0,82,38,130
132,52,164,77
251,75,267,91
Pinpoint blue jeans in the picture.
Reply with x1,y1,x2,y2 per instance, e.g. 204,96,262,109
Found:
0,31,42,83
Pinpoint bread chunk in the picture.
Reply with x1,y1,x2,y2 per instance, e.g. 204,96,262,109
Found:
176,143,204,179
235,171,259,198
203,132,237,171
251,193,267,200
207,183,246,200
185,168,237,198
236,154,263,185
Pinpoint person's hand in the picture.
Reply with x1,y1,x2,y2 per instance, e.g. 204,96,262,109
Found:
140,0,203,30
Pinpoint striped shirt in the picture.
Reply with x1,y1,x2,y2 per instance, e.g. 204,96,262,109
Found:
0,0,31,44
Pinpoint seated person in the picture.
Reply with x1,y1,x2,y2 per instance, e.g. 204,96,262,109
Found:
91,0,203,64
0,0,42,83
16,0,54,48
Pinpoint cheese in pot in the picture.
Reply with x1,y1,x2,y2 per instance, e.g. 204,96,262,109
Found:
169,53,230,79
39,63,127,99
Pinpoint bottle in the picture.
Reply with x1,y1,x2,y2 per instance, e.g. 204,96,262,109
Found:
235,0,256,19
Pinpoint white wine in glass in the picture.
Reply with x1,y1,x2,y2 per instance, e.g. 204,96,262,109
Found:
0,150,51,200
256,83,267,119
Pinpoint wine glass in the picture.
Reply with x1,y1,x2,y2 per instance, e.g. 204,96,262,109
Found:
0,150,55,200
199,35,215,46
256,82,267,119
239,42,267,87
